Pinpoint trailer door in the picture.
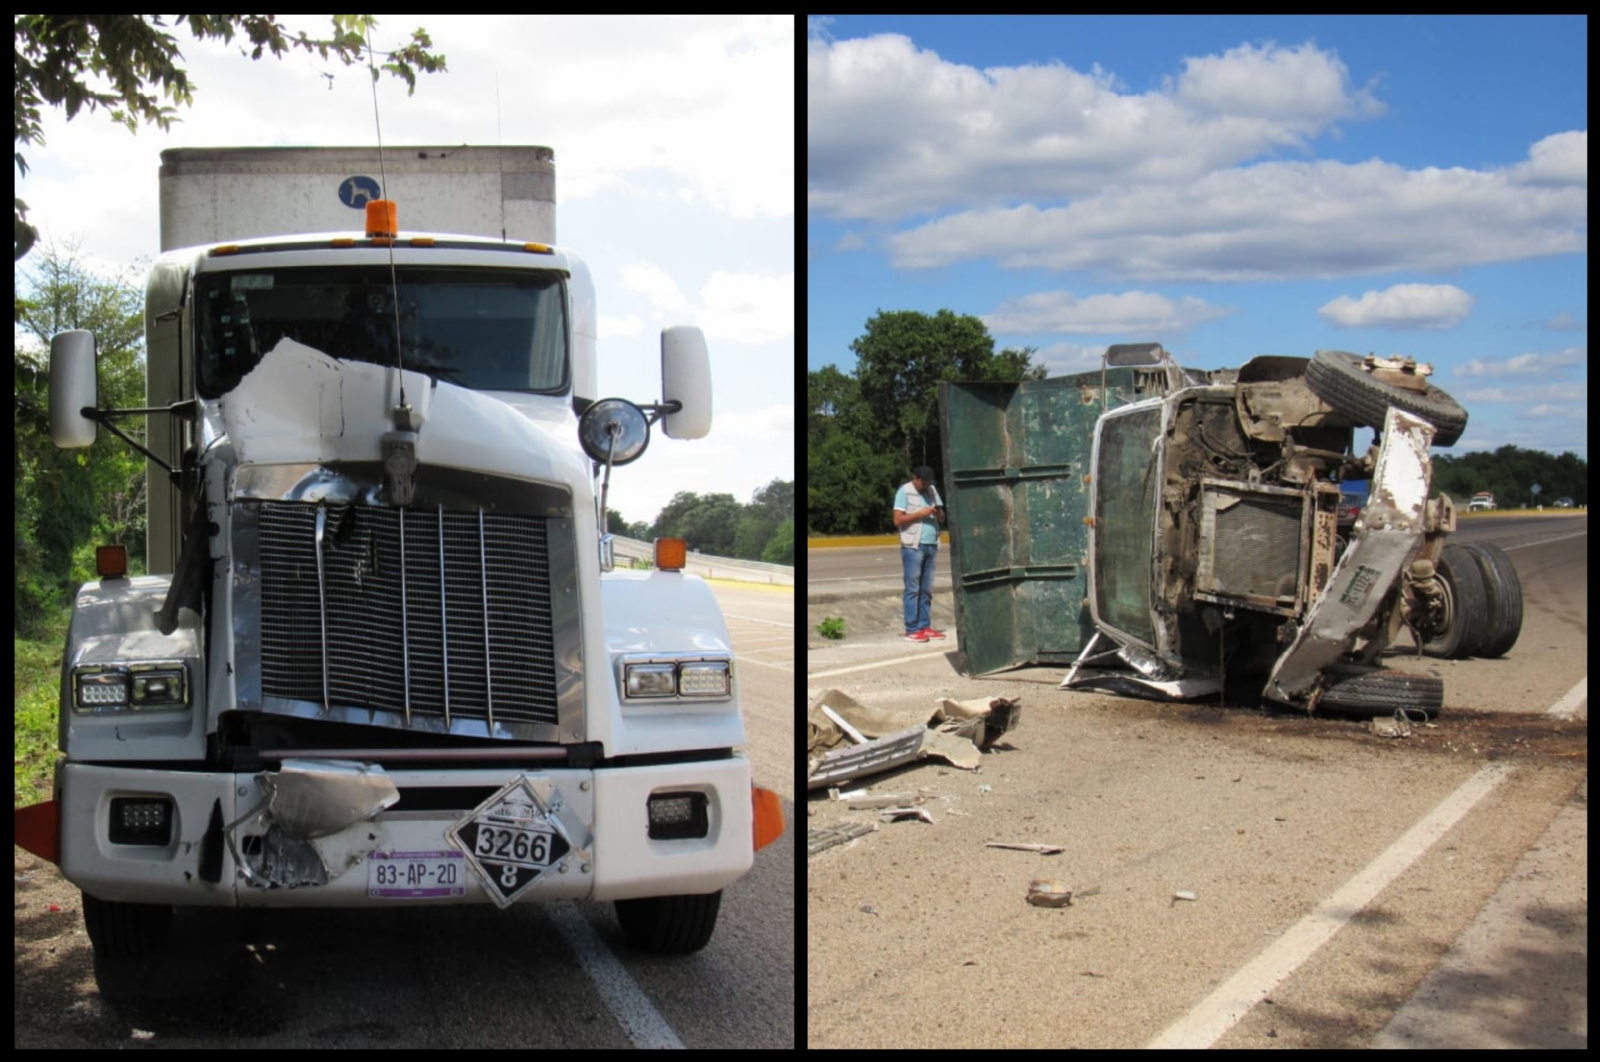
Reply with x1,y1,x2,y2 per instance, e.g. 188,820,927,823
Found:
938,372,1139,674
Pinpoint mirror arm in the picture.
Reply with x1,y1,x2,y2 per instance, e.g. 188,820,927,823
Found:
79,399,199,485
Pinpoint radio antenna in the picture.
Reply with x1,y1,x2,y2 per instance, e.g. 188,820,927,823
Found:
363,19,407,411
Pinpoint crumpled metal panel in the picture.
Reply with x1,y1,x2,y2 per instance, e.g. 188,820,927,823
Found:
1264,408,1434,704
938,370,1145,675
229,759,400,888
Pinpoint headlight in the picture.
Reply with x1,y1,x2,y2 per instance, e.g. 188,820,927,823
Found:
72,663,187,713
620,656,734,702
678,661,730,697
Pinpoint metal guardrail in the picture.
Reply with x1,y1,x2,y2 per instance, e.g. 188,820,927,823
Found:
609,535,794,586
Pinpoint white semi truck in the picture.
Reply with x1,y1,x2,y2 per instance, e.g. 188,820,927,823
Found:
17,146,784,959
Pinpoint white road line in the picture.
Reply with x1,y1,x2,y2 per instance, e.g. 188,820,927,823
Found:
1147,763,1515,1050
809,648,952,679
547,902,685,1049
1547,676,1587,719
724,612,795,628
738,655,794,672
1502,529,1587,551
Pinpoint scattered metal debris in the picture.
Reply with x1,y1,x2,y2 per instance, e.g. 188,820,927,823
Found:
880,807,935,824
1026,879,1074,907
808,688,1015,790
985,842,1065,855
806,821,878,857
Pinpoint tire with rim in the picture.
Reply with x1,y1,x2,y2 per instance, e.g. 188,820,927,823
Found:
1318,664,1444,718
1422,543,1491,659
1460,541,1522,657
1305,350,1469,447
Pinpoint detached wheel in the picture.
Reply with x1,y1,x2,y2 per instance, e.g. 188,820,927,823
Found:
1305,350,1468,447
81,892,173,960
1422,544,1490,659
1319,664,1444,718
1460,541,1523,657
615,891,722,954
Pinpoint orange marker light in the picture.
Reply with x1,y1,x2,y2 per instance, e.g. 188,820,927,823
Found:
96,544,128,578
654,537,687,571
752,786,784,851
365,199,398,238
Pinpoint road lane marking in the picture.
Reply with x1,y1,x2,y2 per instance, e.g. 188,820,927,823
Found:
1502,530,1587,551
1147,763,1515,1050
1547,677,1587,719
809,649,955,679
548,902,684,1049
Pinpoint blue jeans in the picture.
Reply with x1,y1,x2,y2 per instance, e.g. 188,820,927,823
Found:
902,543,938,633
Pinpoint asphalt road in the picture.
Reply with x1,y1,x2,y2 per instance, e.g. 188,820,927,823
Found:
14,579,795,1050
807,515,1587,1048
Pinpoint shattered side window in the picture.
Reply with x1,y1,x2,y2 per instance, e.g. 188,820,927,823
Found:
1092,404,1163,645
195,266,567,397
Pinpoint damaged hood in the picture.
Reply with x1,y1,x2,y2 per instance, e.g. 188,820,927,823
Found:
209,338,590,489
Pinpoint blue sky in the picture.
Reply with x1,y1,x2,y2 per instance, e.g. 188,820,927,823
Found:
808,15,1587,457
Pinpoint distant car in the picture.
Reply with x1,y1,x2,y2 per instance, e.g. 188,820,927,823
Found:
1336,484,1367,533
1553,496,1574,508
1468,493,1496,511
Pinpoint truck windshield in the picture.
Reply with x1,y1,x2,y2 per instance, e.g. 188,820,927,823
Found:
194,266,566,396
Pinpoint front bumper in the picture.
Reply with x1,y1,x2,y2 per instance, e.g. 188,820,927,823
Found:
56,755,753,907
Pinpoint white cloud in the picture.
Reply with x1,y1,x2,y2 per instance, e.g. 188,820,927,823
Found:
808,35,1380,222
884,141,1586,280
624,262,693,314
711,403,794,440
984,290,1230,334
622,262,791,344
1317,284,1474,330
1454,347,1585,377
699,270,794,345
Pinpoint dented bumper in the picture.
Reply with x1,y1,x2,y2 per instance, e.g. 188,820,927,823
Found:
56,755,753,908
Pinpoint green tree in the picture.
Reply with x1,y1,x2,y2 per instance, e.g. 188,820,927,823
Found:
14,241,147,631
732,479,793,561
15,15,446,258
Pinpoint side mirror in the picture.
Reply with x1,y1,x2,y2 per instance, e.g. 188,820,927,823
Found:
660,326,711,440
49,330,99,448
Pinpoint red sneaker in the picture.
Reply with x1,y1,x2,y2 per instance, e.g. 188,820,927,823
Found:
903,629,930,642
921,627,947,640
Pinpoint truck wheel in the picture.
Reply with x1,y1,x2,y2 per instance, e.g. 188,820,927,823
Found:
614,891,722,954
1422,544,1490,659
1460,541,1523,657
81,891,173,960
1305,350,1468,447
1318,664,1444,718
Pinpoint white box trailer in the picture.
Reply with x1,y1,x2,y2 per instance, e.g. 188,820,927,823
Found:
21,145,784,961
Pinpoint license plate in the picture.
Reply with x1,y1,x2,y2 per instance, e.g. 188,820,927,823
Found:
368,850,466,899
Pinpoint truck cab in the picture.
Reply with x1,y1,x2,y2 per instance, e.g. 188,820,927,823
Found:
20,146,782,960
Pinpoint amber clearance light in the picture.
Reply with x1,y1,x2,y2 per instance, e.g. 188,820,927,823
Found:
654,537,687,571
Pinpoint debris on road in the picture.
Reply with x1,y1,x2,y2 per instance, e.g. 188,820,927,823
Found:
807,821,878,857
880,807,935,824
985,842,1065,855
1026,879,1074,907
807,688,1020,790
1173,890,1199,903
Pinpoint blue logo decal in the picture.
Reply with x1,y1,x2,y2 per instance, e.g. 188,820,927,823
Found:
339,176,382,209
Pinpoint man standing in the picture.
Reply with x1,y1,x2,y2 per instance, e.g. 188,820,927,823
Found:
893,465,947,642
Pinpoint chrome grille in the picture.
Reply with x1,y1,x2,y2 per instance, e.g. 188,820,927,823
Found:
257,502,559,728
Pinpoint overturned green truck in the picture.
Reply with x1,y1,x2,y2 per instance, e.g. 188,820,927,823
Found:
938,345,1522,716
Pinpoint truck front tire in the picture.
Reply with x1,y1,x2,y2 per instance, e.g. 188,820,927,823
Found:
614,891,722,954
81,891,173,960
